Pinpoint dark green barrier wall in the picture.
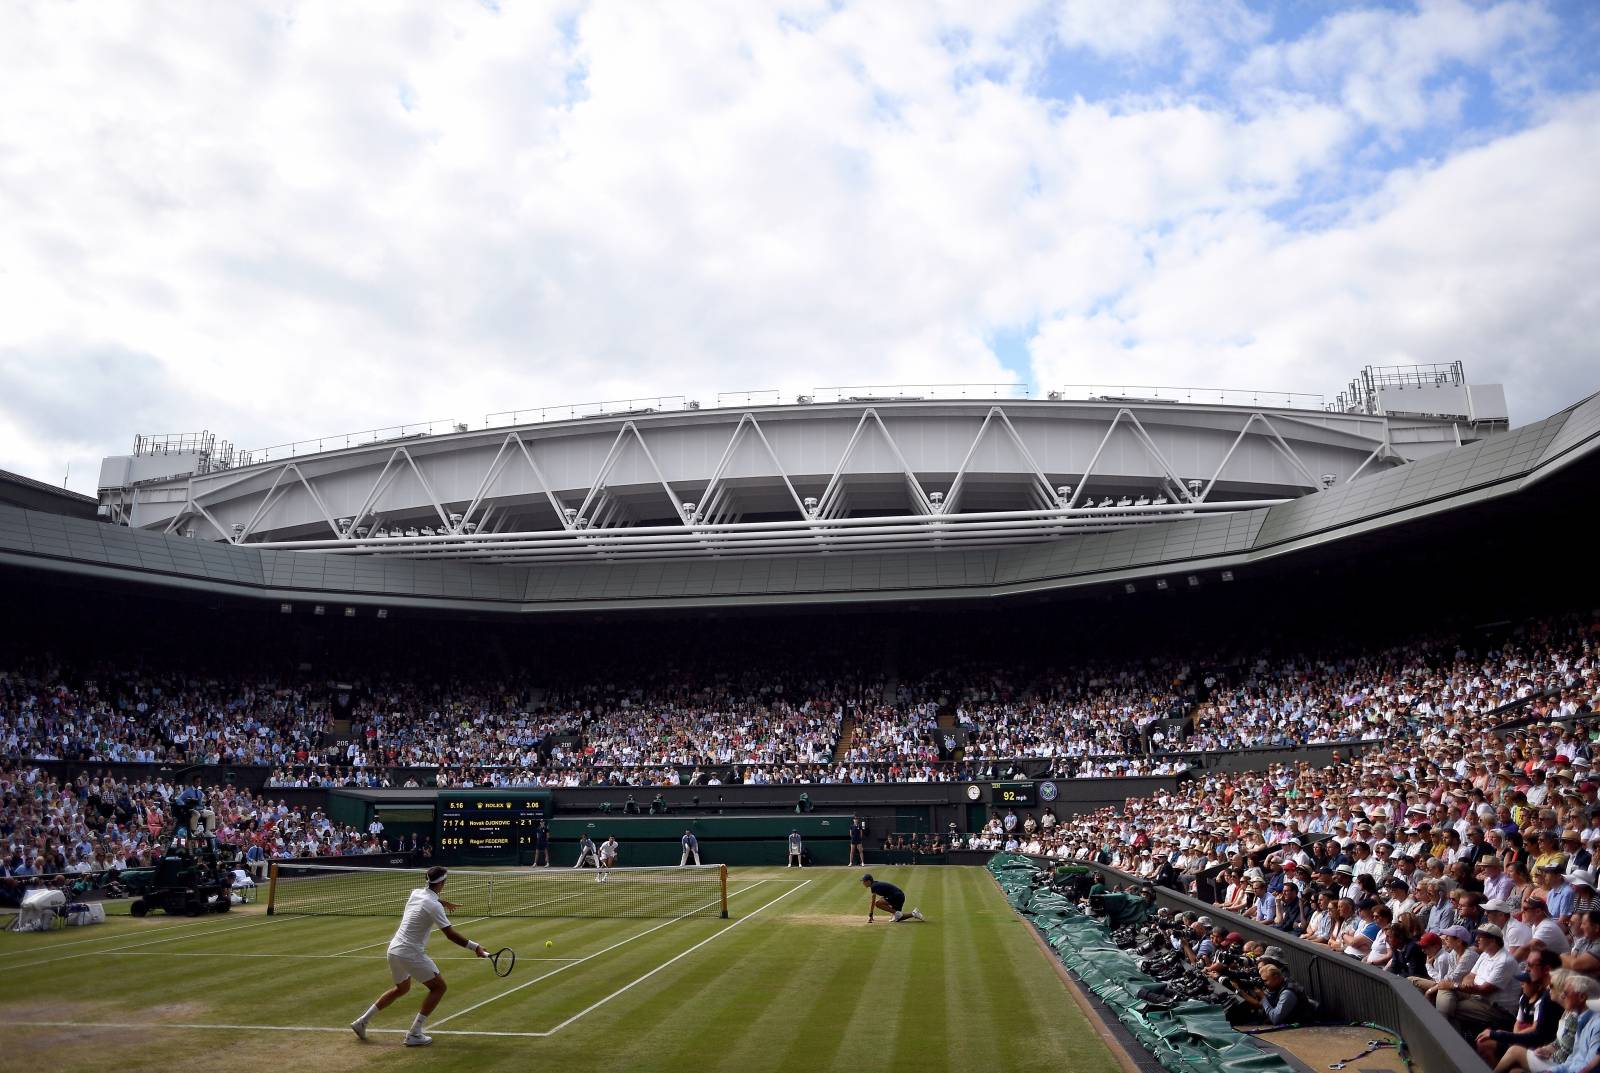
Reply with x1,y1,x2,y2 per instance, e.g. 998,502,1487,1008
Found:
544,814,854,867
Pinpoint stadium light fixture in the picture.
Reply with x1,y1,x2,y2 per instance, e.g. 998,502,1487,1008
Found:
796,395,814,404
344,607,356,617
1220,570,1234,582
376,608,388,619
928,491,944,512
1186,478,1202,499
1047,390,1062,400
1155,579,1169,591
279,603,292,614
313,604,325,616
1186,575,1200,588
1123,583,1136,594
1320,473,1337,489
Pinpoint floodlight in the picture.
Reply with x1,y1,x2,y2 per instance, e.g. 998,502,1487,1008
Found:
279,603,292,614
313,605,326,616
1187,575,1200,588
1320,473,1337,489
344,607,356,618
1155,579,1169,591
376,609,389,619
1123,583,1135,594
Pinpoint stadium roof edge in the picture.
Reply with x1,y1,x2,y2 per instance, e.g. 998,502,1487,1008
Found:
6,385,1598,614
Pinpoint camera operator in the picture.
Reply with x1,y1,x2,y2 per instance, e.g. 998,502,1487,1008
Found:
1179,916,1219,964
1236,955,1303,1026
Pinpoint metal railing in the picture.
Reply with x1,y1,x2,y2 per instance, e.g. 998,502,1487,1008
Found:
806,383,1030,403
485,396,690,427
238,420,466,465
1047,385,1328,410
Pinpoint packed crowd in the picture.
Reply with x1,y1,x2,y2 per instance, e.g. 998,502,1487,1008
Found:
0,765,400,893
2,615,1591,792
994,613,1600,1063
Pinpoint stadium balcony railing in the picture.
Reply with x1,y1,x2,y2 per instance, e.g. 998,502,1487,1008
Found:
1050,857,1490,1073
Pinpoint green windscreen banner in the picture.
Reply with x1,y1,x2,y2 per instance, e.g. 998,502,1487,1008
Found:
988,854,1295,1073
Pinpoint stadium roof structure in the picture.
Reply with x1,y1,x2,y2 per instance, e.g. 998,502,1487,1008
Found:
0,467,99,520
2,376,1592,615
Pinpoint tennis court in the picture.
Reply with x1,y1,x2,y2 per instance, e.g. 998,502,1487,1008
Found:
1,866,1121,1073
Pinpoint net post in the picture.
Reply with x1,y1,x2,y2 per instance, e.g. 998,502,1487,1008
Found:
719,864,728,919
266,862,279,915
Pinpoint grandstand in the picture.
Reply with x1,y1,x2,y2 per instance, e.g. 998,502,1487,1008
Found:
3,373,1598,1073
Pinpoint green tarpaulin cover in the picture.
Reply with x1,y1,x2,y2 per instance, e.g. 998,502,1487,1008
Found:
989,854,1295,1073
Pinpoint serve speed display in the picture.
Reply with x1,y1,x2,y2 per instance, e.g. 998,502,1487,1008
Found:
436,791,552,864
992,781,1036,807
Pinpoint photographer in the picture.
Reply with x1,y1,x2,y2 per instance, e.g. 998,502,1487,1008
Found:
1236,957,1302,1026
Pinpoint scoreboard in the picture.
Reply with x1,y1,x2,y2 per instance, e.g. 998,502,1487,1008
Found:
991,781,1036,807
435,791,552,864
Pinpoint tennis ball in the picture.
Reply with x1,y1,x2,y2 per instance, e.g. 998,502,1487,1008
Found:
545,940,554,949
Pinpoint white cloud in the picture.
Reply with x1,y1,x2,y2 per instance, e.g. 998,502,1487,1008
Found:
0,1,1593,494
1235,0,1559,134
1028,93,1600,423
1053,0,1267,75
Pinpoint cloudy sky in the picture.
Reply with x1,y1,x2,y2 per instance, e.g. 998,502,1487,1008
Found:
2,0,1596,493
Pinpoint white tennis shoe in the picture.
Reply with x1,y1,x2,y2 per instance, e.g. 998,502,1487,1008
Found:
911,908,925,921
349,1020,368,1041
404,1032,433,1047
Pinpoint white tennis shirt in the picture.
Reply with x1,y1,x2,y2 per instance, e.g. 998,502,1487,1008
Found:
388,886,451,958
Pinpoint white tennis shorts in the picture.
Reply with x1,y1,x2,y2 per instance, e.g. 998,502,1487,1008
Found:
388,951,440,985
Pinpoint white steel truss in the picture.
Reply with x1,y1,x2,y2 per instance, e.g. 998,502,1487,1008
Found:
160,402,1390,561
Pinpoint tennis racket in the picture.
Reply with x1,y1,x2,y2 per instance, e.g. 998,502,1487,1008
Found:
489,947,516,978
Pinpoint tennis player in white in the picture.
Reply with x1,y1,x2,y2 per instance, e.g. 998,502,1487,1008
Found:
598,835,618,882
350,865,487,1047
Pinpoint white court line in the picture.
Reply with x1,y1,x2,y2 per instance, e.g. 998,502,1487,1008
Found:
430,880,771,1027
7,879,804,1042
52,951,584,961
0,915,223,958
4,915,297,971
539,879,811,1036
10,1020,548,1039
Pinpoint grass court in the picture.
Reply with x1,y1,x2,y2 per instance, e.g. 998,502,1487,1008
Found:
1,865,1120,1073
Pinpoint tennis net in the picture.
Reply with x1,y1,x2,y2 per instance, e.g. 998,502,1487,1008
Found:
267,862,730,919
